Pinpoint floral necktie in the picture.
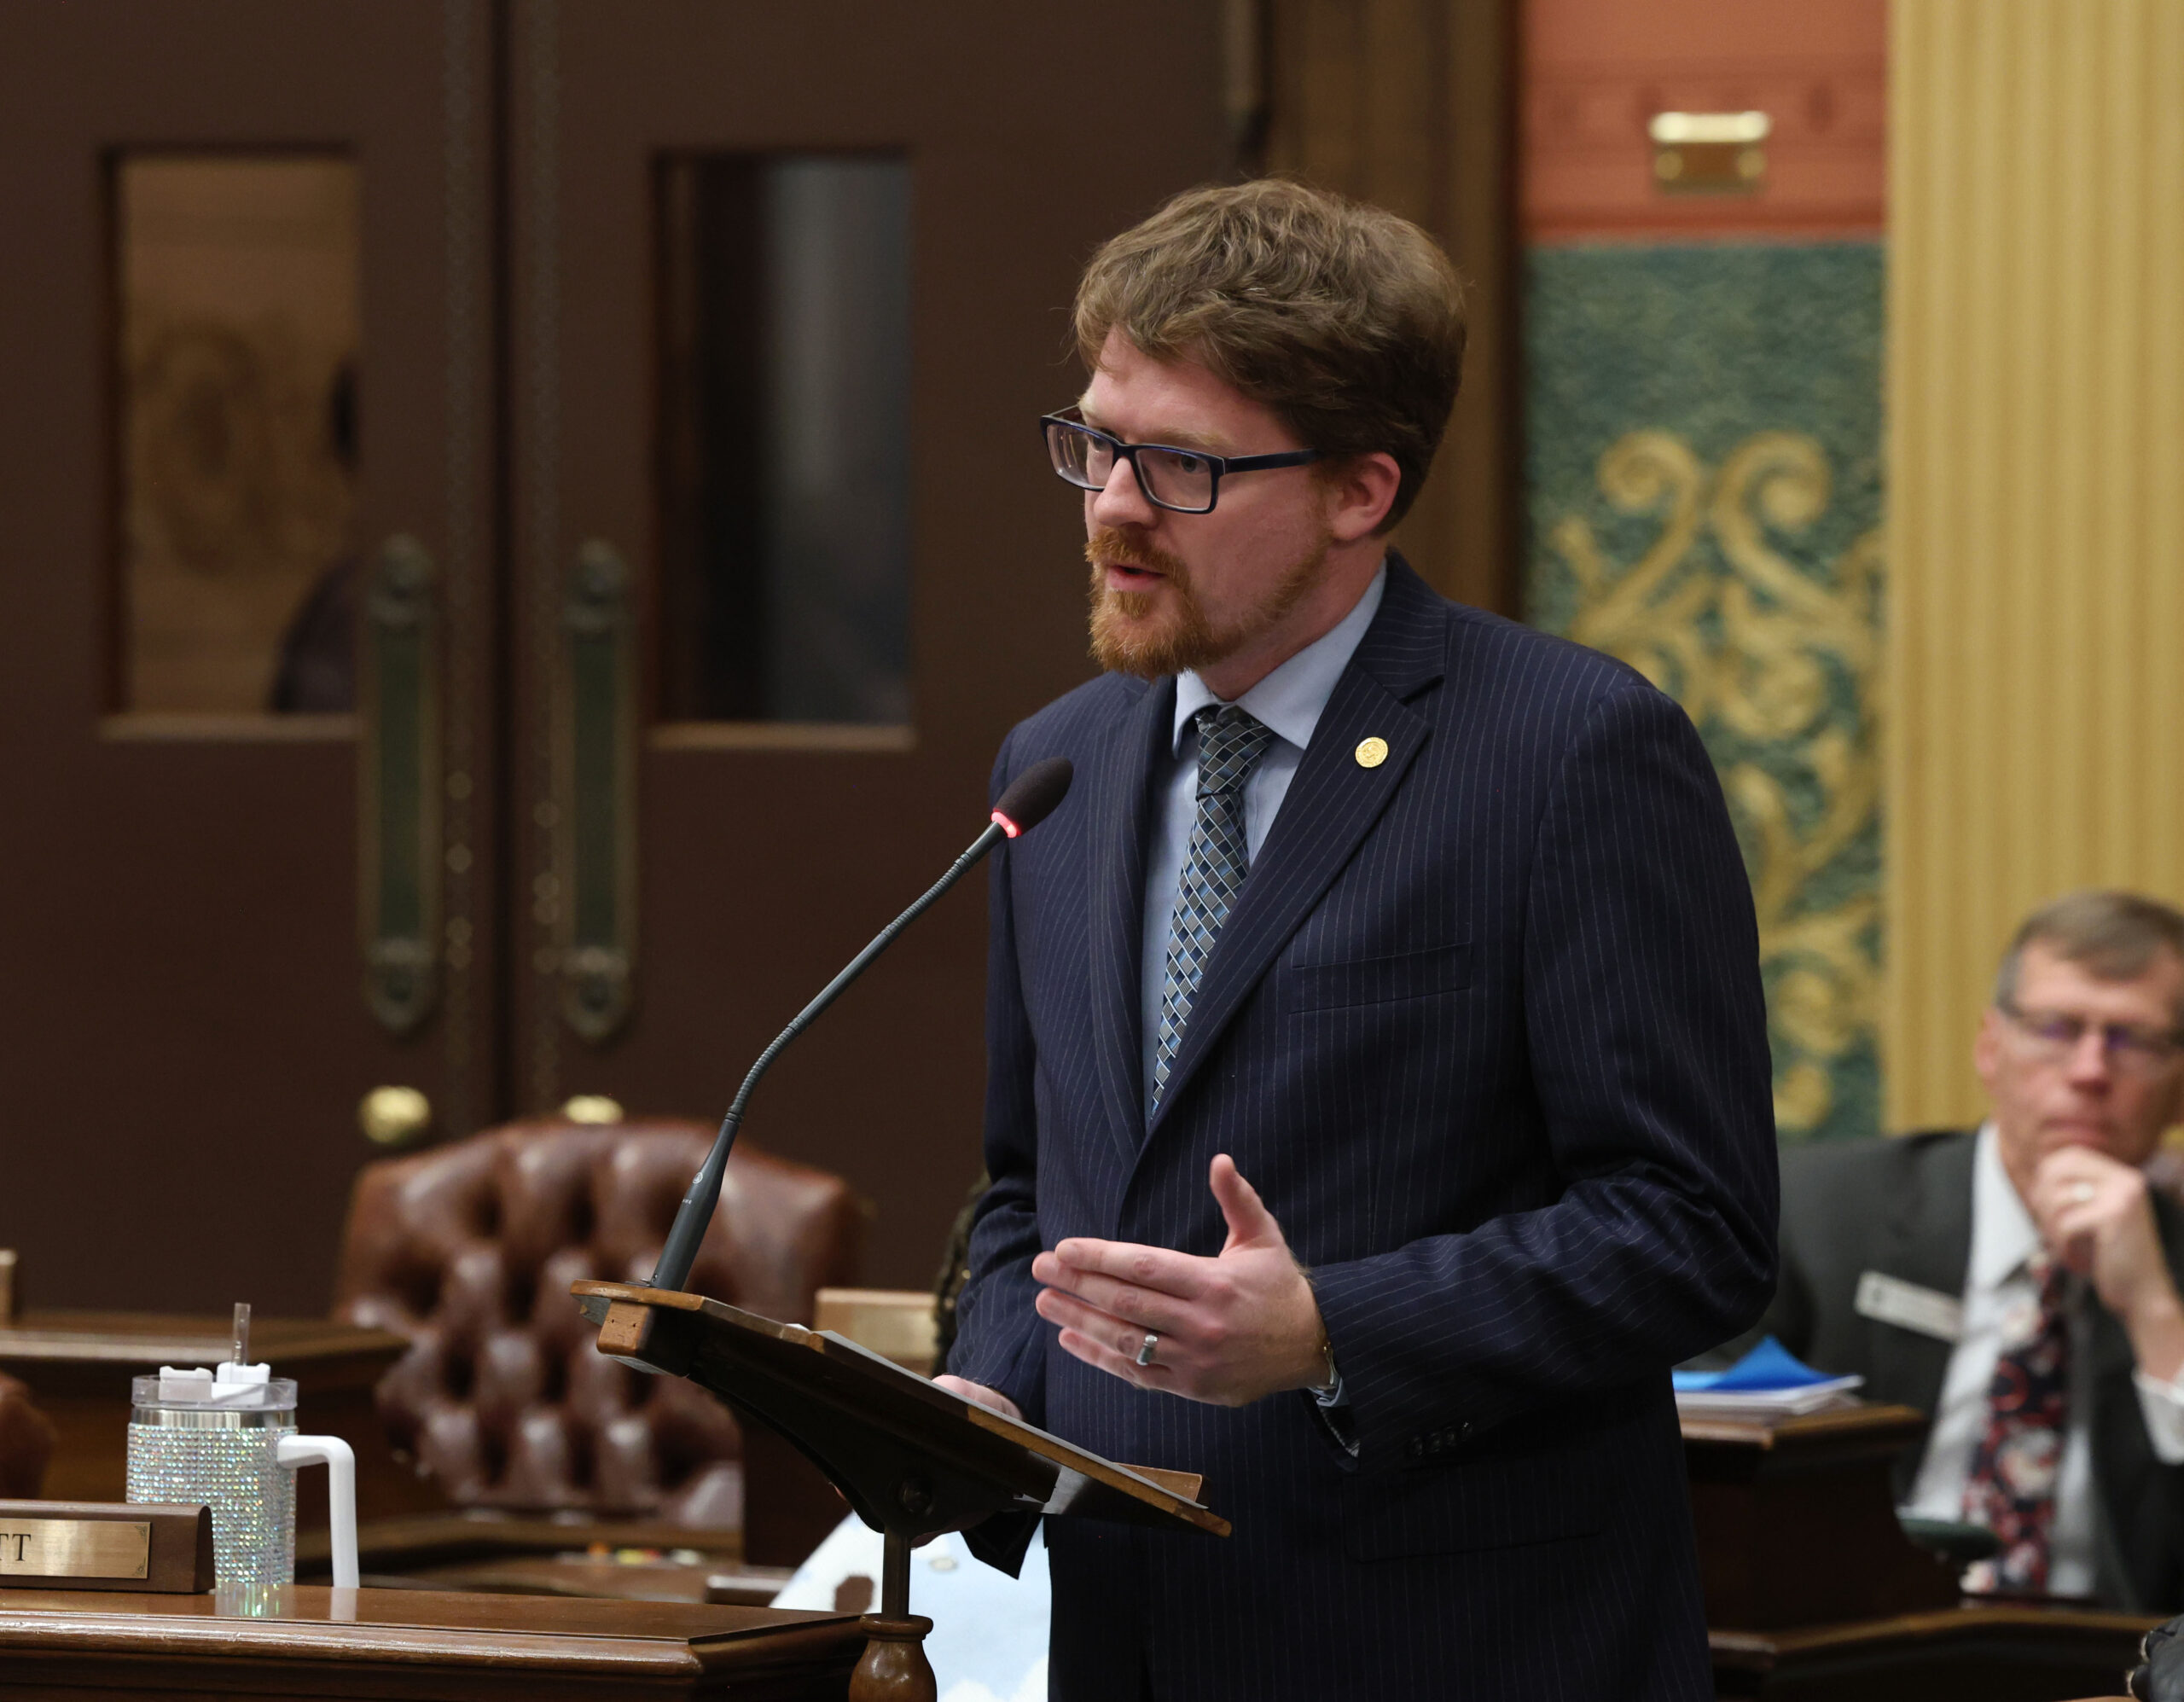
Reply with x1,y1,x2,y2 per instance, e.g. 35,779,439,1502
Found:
1960,1254,2071,1595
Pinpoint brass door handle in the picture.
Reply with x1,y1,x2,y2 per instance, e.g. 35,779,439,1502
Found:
358,1085,433,1148
359,535,441,1032
556,538,638,1041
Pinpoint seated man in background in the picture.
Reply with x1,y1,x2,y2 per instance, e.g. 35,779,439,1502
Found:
1766,890,2184,1610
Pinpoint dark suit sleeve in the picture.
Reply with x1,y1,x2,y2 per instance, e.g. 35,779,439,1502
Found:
1711,1143,1823,1364
1706,1262,1807,1368
1307,683,1779,1469
1747,1194,1815,1358
943,732,1049,1426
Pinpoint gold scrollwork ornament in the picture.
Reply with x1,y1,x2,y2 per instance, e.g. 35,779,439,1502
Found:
1550,428,1882,1136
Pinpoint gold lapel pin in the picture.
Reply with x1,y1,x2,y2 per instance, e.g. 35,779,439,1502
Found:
1354,736,1389,770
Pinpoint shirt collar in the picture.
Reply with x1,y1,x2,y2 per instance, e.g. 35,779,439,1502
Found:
1969,1120,2044,1290
1170,561,1386,755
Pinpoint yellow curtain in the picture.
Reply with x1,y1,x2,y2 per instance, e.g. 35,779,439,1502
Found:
1885,0,2184,1127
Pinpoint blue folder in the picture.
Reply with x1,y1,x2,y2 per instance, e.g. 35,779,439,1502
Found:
1672,1335,1840,1393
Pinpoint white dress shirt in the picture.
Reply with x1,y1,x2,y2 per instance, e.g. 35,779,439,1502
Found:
1903,1123,2184,1595
1138,564,1386,1115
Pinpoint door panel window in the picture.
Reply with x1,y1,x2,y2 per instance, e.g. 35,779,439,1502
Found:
655,154,911,729
114,153,361,717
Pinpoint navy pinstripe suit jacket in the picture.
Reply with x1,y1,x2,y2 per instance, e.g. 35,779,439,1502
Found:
950,557,1779,1700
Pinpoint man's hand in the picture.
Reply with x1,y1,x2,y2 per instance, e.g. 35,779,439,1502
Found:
918,1377,1023,1544
932,1375,1023,1422
1030,1154,1328,1407
2028,1146,2184,1383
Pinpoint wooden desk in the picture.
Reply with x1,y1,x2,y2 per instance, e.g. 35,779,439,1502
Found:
1683,1403,1958,1629
1684,1403,2156,1699
328,1510,745,1574
0,1584,865,1700
0,1310,444,1531
1710,1603,2152,1701
389,1554,795,1606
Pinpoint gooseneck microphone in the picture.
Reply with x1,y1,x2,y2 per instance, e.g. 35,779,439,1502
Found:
648,756,1074,1293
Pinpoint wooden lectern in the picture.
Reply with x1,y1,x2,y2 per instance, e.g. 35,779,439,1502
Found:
573,1280,1228,1700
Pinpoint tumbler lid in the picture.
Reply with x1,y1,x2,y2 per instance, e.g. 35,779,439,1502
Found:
131,1363,297,1413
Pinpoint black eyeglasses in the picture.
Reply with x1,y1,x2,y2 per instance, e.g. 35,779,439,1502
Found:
1039,409,1323,515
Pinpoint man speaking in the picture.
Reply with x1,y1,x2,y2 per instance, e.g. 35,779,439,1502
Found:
934,180,1778,1700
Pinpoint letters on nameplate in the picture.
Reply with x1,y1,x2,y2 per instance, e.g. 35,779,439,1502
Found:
1855,1270,1965,1344
0,1518,150,1580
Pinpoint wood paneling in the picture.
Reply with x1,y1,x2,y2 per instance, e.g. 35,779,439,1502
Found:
1523,0,1886,241
1263,0,1520,616
1885,0,2184,1128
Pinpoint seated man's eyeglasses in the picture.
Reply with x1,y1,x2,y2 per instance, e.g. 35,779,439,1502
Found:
1998,998,2184,1075
1040,408,1324,515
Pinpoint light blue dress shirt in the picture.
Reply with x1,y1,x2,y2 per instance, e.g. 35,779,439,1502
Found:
1139,563,1386,1116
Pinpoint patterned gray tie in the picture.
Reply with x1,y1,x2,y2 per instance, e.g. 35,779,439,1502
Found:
1151,705,1276,1115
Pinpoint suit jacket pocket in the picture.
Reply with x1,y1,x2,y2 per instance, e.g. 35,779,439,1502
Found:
1342,1442,1608,1560
1286,940,1472,1013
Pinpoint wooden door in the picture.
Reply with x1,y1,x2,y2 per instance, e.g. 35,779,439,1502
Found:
0,2,499,1312
507,3,1225,1284
0,1,1223,1317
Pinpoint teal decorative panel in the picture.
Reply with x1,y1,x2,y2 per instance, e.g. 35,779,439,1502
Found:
1525,242,1885,1143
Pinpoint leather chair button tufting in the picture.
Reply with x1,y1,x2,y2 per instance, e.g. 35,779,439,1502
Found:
330,1118,864,1519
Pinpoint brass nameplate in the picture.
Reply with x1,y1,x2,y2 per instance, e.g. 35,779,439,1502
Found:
0,1502,212,1592
0,1517,151,1580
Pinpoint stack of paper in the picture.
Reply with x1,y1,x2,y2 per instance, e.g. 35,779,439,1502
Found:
1672,1336,1863,1417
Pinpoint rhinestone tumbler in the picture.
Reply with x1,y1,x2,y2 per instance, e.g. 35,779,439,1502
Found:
126,1363,357,1603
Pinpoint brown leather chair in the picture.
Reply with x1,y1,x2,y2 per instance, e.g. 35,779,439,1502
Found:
331,1118,863,1528
0,1369,55,1499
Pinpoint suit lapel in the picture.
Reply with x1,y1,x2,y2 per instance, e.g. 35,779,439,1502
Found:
1872,1134,1977,1431
2088,1292,2139,1385
1141,561,1447,1144
1086,674,1171,1168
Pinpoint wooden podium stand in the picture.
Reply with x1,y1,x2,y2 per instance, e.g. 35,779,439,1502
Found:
572,1281,1227,1700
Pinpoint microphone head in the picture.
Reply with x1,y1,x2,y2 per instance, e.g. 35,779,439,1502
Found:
990,757,1074,839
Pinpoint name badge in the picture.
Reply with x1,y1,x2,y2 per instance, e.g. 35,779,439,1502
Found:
1856,1270,1965,1344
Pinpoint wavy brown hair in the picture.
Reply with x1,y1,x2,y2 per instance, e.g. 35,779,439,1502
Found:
1072,179,1466,533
